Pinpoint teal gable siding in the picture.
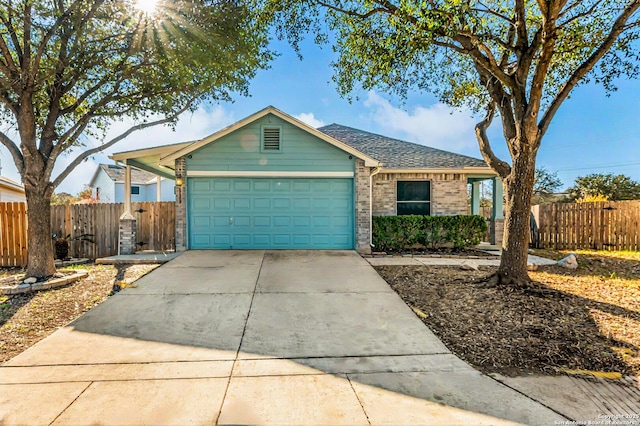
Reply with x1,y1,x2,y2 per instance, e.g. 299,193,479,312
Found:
186,114,355,172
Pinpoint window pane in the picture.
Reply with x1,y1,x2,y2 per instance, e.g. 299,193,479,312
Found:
397,202,431,215
131,186,140,195
397,181,430,202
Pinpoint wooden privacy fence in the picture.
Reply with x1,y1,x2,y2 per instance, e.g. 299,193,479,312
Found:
531,200,640,251
0,202,28,267
1,201,175,267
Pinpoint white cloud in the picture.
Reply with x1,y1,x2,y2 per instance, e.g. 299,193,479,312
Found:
294,112,326,128
362,91,478,153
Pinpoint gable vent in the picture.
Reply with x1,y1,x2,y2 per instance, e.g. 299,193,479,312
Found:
262,127,281,151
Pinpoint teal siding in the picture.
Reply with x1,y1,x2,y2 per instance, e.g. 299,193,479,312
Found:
186,114,355,172
188,177,354,249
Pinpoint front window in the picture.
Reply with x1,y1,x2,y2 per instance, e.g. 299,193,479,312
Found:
397,181,431,215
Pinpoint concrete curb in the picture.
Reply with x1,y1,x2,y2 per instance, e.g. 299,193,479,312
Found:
0,270,89,295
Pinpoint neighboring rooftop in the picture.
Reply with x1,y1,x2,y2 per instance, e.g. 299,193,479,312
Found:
318,124,489,169
0,175,25,192
98,164,158,184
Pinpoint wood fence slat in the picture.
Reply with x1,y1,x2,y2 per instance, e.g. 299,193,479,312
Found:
532,200,640,251
1,201,176,266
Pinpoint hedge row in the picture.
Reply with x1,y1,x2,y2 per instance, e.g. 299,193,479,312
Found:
372,215,488,251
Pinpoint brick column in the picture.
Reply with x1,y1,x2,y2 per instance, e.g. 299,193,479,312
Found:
118,164,137,255
174,157,187,251
490,219,504,245
354,159,371,254
119,218,137,255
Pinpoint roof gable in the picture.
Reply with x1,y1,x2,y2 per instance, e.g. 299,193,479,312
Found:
159,106,379,167
318,124,491,171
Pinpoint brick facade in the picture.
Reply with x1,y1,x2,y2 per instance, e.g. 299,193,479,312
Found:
174,157,187,252
372,172,468,216
354,159,371,254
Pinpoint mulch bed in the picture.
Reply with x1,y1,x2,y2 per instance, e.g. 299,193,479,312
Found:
0,264,158,363
376,251,640,377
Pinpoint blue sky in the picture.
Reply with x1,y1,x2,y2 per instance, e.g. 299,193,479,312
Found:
0,38,639,195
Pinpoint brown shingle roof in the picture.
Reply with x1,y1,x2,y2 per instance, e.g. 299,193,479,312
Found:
318,124,488,169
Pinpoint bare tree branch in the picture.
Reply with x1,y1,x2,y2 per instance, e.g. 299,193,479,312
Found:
0,128,24,174
475,103,511,179
52,98,199,188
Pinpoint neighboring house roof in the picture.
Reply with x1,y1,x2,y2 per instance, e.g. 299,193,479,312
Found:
0,175,25,193
318,124,490,171
92,164,160,185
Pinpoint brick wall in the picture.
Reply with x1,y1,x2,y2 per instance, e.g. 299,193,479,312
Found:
174,157,187,252
372,172,468,216
354,159,371,254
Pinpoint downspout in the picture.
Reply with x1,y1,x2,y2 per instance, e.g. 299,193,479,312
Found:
369,165,382,249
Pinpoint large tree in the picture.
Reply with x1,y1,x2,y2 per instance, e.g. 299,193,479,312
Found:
0,0,271,278
263,0,640,285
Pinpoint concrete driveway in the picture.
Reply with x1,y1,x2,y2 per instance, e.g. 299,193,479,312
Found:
0,250,565,425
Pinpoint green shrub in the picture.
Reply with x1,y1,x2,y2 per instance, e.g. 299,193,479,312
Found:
372,215,488,251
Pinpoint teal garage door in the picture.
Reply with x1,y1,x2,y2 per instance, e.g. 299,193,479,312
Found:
188,178,354,249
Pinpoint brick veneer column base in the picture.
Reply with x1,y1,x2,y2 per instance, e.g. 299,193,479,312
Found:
490,219,504,245
119,219,137,255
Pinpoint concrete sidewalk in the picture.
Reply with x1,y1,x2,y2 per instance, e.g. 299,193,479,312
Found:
0,250,565,425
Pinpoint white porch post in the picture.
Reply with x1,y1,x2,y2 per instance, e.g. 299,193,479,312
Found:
119,164,137,254
470,181,481,215
157,175,162,201
491,177,504,220
122,164,133,218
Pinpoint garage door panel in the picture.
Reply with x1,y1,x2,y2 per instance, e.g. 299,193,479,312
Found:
273,198,290,209
254,235,270,245
234,181,251,191
274,181,291,191
188,178,353,249
274,235,291,245
213,198,231,209
253,216,270,227
273,216,290,227
213,180,231,191
192,180,212,192
253,181,271,191
254,198,270,209
293,198,311,209
192,234,211,246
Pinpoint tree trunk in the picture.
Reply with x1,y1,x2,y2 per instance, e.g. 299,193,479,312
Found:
25,185,56,278
495,149,537,286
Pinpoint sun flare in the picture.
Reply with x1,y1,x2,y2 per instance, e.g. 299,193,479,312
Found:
134,0,158,14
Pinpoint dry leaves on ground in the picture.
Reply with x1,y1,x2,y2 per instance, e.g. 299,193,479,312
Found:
376,249,640,377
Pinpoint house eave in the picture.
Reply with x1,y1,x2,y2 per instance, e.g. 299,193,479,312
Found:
379,167,497,175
